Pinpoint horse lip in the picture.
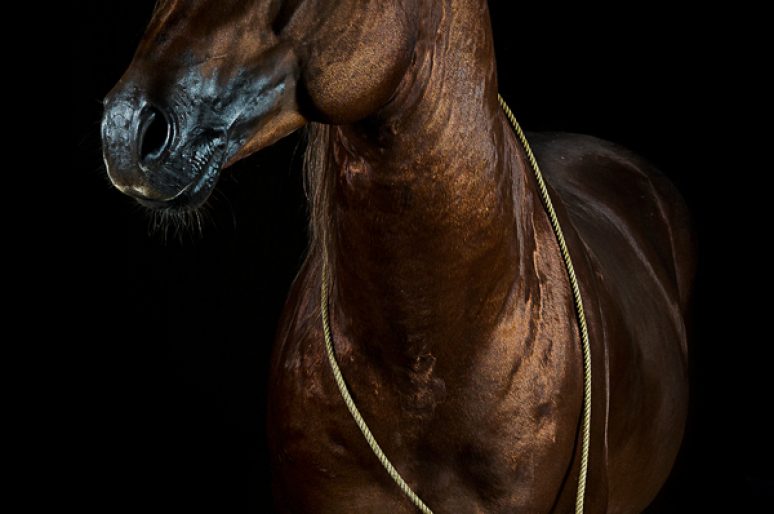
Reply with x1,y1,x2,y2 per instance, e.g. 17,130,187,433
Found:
135,137,227,210
135,196,174,210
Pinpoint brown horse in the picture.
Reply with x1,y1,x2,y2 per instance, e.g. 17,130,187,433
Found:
101,1,695,512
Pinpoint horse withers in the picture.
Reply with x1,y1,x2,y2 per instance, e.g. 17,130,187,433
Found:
101,1,695,512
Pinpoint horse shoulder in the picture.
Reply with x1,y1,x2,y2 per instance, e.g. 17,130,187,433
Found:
528,132,694,511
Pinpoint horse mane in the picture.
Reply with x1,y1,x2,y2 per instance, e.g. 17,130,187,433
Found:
302,122,337,278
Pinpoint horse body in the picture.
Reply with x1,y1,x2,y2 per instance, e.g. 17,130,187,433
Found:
267,1,693,511
268,130,693,513
101,1,694,512
531,133,694,512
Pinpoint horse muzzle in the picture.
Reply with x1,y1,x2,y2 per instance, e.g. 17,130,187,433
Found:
101,43,305,211
101,85,229,210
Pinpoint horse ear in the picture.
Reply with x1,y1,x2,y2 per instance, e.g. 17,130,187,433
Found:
285,1,417,124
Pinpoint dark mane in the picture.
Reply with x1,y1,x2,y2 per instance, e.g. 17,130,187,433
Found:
302,122,336,277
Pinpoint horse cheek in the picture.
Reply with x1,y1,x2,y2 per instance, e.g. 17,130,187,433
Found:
299,6,416,123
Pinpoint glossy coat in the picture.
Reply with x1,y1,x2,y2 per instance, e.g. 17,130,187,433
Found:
101,1,695,512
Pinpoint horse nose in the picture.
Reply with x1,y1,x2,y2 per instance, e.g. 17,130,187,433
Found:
101,87,177,198
137,104,172,166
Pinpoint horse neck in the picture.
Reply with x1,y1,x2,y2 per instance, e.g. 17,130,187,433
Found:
313,0,541,366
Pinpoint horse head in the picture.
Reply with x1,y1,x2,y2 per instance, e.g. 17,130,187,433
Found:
101,0,416,209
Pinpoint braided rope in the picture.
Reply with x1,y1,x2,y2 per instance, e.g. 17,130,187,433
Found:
498,94,592,514
319,96,592,514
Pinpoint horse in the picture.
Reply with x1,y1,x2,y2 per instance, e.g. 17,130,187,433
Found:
100,1,695,512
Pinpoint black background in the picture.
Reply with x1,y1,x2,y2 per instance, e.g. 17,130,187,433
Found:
71,2,771,512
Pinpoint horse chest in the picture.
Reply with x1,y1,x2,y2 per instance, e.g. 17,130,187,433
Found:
269,284,582,513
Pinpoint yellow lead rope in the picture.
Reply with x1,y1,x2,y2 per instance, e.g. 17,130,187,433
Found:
320,95,592,514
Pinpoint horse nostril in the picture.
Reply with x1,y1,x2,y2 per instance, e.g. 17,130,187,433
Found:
138,105,171,164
